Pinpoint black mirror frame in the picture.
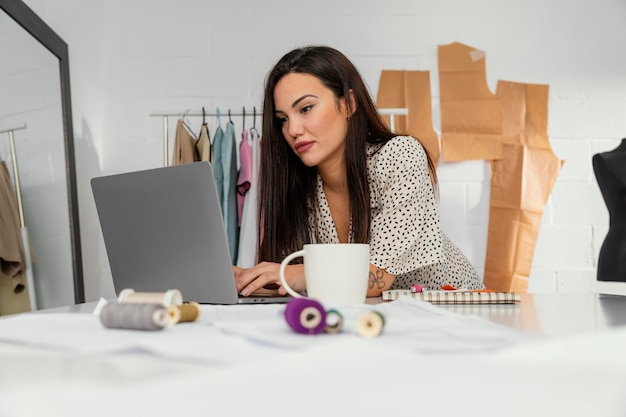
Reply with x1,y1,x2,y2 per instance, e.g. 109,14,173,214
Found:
0,0,85,303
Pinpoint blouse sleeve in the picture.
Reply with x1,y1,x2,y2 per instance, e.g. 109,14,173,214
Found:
368,136,444,275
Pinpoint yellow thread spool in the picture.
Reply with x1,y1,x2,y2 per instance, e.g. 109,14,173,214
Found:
166,305,181,326
176,302,201,323
356,310,385,338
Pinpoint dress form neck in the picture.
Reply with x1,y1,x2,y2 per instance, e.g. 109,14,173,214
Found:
611,138,626,152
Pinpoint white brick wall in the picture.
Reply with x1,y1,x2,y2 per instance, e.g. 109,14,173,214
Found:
23,0,626,301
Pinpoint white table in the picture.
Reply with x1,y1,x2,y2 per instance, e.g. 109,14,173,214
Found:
1,293,625,417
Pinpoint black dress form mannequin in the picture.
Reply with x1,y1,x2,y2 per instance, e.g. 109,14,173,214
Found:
592,138,626,281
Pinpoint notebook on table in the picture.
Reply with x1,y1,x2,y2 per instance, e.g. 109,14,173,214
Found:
91,161,290,305
382,290,521,304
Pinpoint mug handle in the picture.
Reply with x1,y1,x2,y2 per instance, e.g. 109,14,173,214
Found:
279,250,305,298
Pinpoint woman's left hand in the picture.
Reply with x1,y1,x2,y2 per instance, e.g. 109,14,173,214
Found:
233,262,305,297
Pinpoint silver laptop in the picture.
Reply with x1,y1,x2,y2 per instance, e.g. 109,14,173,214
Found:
91,161,290,304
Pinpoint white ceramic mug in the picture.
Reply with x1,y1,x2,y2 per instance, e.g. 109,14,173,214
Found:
279,243,370,306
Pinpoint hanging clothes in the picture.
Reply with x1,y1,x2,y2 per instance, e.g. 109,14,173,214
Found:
212,117,225,208
221,120,239,264
237,129,252,226
171,118,198,165
196,109,213,163
0,160,30,315
196,123,212,163
0,160,24,290
237,127,261,268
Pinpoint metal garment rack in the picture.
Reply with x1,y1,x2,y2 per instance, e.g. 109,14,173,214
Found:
0,123,37,311
150,107,408,167
378,108,408,132
150,108,258,167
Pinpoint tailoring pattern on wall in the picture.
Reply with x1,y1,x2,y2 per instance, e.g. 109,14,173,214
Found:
376,41,563,293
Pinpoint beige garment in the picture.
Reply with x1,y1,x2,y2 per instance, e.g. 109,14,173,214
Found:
0,161,30,314
196,123,213,163
376,70,440,166
0,161,24,290
0,269,30,315
172,118,199,165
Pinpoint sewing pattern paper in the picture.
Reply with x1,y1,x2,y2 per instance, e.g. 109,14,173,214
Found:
438,42,503,162
376,70,440,165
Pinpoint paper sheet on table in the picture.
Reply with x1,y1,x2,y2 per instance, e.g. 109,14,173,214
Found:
212,297,539,353
438,42,503,162
376,70,441,165
0,312,281,365
484,81,563,292
0,298,538,362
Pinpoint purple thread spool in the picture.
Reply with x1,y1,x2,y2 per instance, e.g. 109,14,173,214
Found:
284,298,327,335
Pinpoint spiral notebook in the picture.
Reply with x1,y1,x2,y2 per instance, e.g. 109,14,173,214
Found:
382,290,521,304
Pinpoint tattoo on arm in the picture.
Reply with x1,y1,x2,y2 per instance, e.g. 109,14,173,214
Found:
369,268,385,290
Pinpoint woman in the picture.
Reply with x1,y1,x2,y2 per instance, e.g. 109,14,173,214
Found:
234,45,483,297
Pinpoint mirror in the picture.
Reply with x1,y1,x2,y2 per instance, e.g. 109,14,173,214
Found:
0,0,84,309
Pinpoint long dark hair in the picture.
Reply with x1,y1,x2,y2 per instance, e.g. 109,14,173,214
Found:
258,45,435,263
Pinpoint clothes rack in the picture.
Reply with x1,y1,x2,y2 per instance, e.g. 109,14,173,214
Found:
0,123,37,311
150,107,408,167
150,109,258,167
378,108,408,132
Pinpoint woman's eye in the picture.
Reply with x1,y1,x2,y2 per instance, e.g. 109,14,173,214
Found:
301,105,313,114
277,116,288,124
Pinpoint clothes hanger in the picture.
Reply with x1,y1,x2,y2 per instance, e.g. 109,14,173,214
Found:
199,106,210,137
228,109,233,124
249,106,259,138
196,106,212,163
242,107,246,132
181,109,197,138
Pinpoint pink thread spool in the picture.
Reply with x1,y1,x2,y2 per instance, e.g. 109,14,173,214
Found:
410,283,424,293
284,298,327,335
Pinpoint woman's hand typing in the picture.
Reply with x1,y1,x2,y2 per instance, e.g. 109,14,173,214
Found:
233,262,305,297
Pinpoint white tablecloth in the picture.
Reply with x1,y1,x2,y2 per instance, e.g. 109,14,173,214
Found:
0,297,625,416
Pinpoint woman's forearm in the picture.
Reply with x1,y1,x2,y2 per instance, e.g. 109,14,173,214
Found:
366,264,395,297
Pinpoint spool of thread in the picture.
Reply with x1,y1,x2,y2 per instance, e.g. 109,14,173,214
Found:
99,302,180,331
175,302,201,323
410,283,424,293
324,308,344,334
356,310,386,338
284,298,327,335
118,288,183,306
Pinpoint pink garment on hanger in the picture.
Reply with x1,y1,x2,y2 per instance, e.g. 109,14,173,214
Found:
237,130,253,227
